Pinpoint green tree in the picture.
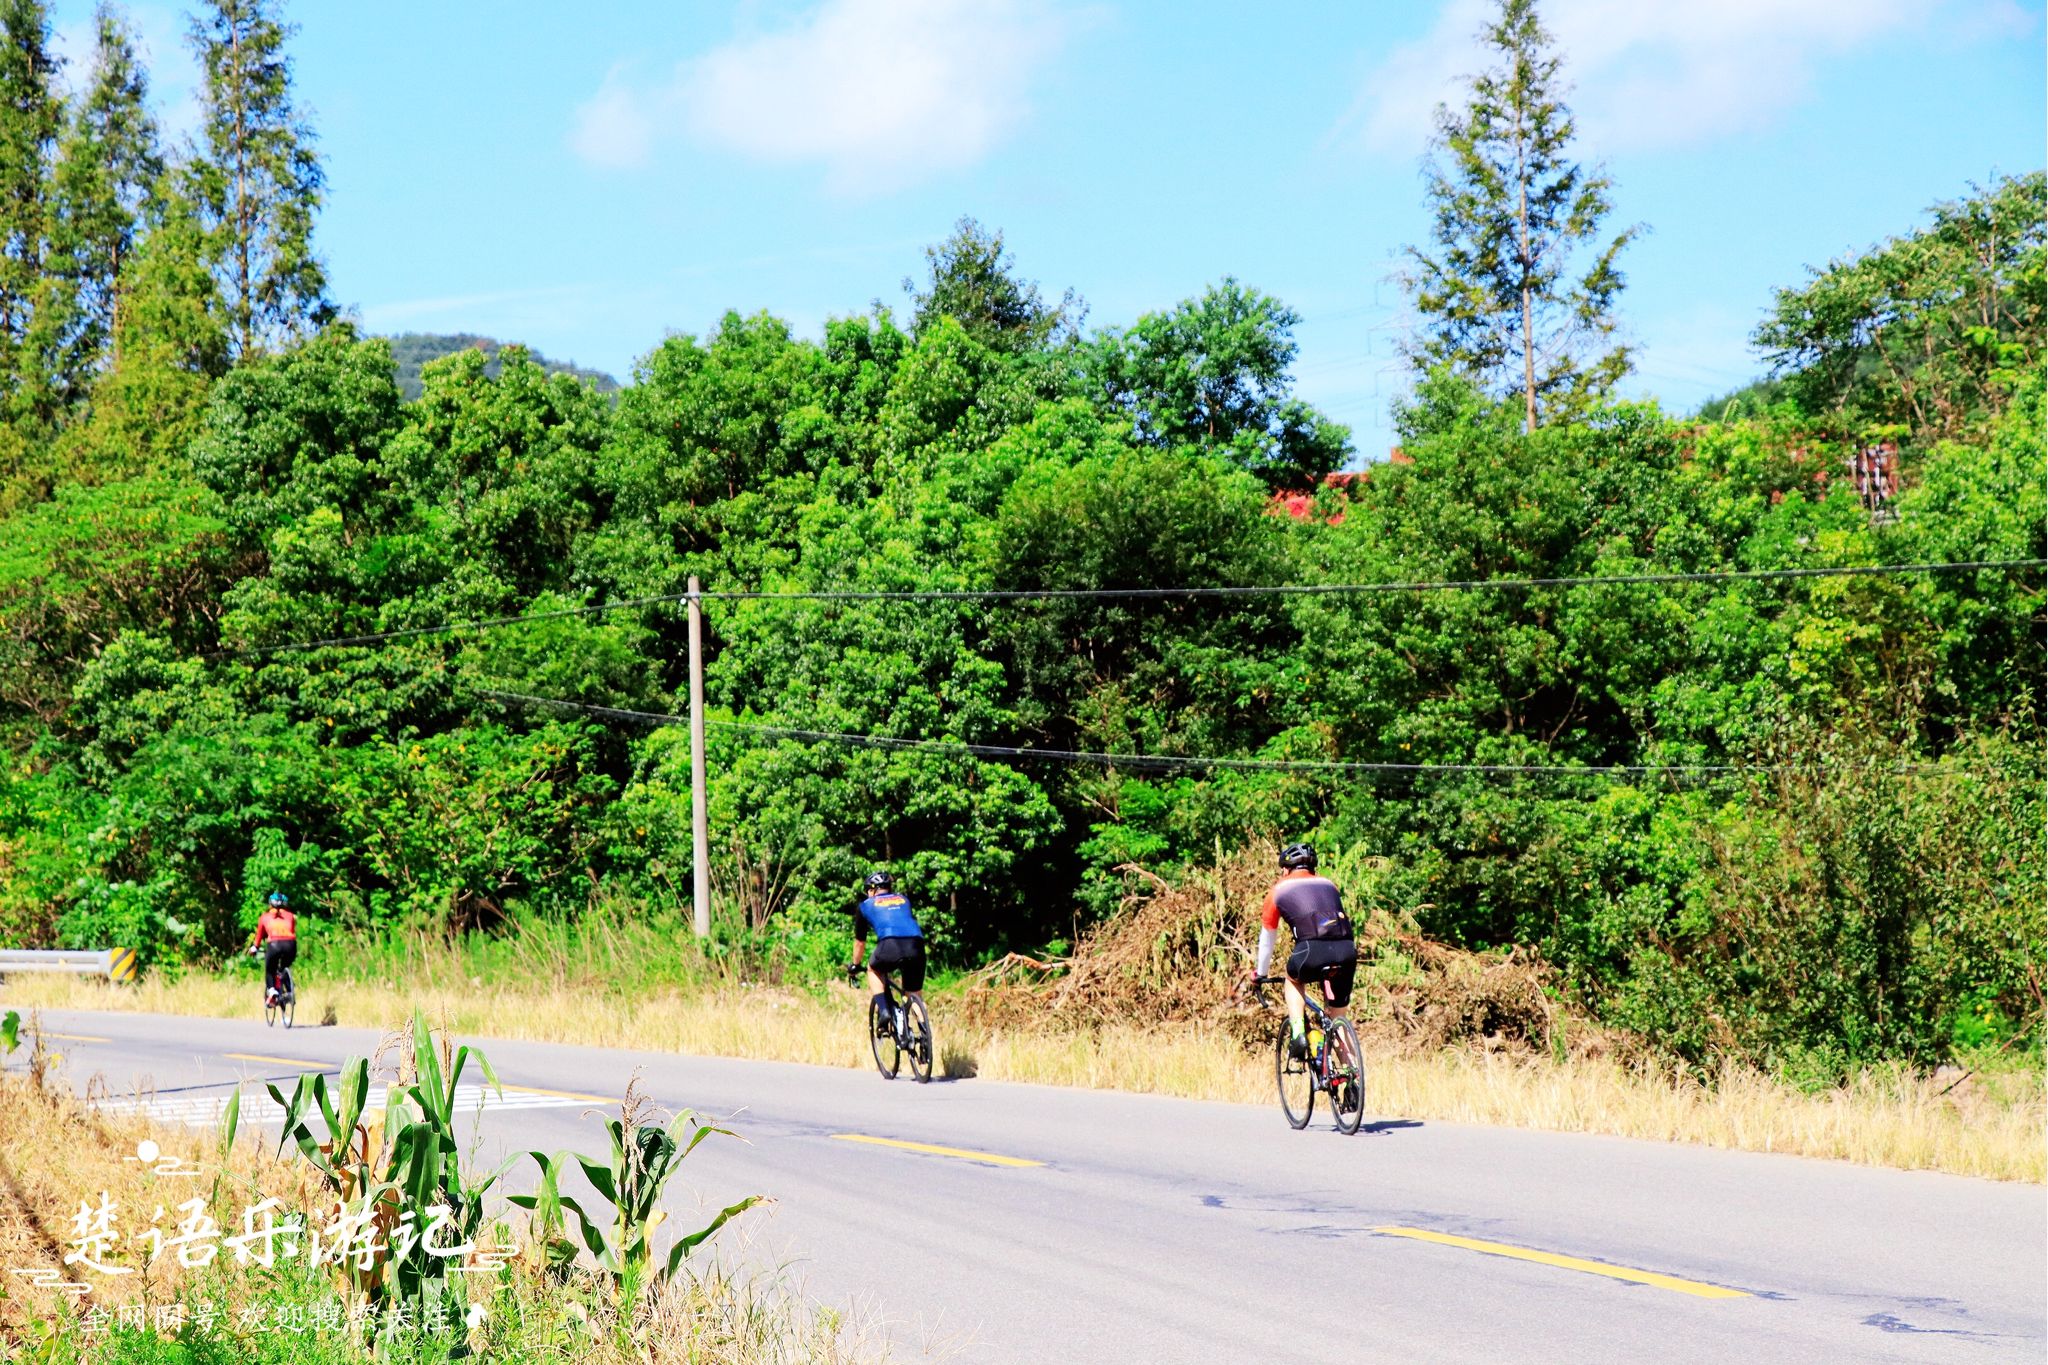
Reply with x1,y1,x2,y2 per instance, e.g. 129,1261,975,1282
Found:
1402,0,1637,431
0,0,62,423
1754,171,2046,441
64,178,228,477
905,216,1081,354
186,0,330,359
1083,278,1351,488
37,4,162,409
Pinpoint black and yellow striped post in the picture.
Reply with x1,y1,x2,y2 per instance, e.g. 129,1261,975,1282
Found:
107,947,138,984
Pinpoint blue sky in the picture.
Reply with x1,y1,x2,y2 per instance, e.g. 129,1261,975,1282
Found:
50,0,2047,456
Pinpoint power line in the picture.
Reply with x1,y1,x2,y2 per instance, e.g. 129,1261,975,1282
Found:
697,559,2043,603
474,689,1963,782
212,589,695,658
216,558,2047,657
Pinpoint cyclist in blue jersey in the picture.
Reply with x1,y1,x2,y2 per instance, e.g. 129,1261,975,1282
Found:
847,870,925,1030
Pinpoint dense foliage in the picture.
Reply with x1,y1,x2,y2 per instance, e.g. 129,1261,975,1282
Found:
1756,171,2046,444
0,0,2039,1077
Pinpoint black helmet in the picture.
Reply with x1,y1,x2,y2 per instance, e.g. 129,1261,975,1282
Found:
1278,843,1316,872
864,870,893,892
267,892,289,908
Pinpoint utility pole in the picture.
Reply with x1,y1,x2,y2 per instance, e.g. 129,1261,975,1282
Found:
687,575,710,938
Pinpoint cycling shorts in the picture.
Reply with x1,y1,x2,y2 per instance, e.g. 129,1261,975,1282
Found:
263,940,297,990
868,936,926,993
1286,937,1357,1008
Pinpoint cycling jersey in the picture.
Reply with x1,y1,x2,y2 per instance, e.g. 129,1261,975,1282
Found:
1261,870,1352,942
254,908,296,945
853,892,922,942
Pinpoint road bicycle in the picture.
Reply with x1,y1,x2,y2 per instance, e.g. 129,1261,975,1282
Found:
253,950,295,1029
1250,975,1364,1134
849,964,932,1082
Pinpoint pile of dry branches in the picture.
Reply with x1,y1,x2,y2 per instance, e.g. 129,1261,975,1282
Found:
957,844,1616,1059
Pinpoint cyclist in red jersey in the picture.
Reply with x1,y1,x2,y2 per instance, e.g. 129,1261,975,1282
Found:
1240,843,1358,1059
250,892,297,1006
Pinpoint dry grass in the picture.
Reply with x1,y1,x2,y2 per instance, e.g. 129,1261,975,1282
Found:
11,968,2042,1184
0,1030,314,1338
0,1013,882,1362
8,846,2038,1185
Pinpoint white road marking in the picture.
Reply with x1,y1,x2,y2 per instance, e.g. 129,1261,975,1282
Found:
95,1084,591,1128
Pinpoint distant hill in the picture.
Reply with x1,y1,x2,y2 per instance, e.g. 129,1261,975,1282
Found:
383,333,620,401
1694,374,1791,423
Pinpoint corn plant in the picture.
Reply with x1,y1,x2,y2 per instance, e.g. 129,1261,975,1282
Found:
383,1011,514,1302
269,1013,513,1312
269,1054,398,1299
269,1055,377,1188
510,1105,760,1305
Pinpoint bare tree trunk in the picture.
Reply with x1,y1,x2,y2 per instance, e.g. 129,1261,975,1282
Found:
107,241,123,370
230,13,251,357
1516,106,1536,433
1521,282,1535,433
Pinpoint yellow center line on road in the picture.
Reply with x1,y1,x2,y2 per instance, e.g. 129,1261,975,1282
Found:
831,1133,1044,1168
39,1032,112,1043
499,1083,618,1104
224,1052,333,1068
1372,1226,1750,1299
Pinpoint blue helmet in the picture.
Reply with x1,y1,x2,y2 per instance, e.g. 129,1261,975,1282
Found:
864,871,893,892
267,892,289,909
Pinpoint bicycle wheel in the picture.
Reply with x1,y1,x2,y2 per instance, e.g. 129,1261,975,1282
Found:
904,996,933,1083
264,993,278,1027
1326,1017,1365,1134
1274,1021,1314,1129
869,996,901,1079
280,972,296,1029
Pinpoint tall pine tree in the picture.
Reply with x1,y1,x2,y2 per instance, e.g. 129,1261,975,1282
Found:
62,178,226,479
1401,0,1637,432
38,4,162,410
186,0,329,359
0,0,62,424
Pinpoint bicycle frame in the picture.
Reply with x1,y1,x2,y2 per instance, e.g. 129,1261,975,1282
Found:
882,971,921,1040
1252,973,1337,1028
1251,976,1342,1075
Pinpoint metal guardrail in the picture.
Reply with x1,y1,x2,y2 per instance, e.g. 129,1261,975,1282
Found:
0,948,138,982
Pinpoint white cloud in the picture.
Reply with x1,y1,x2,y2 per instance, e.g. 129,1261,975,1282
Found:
570,70,658,170
1336,0,2026,155
568,0,1071,191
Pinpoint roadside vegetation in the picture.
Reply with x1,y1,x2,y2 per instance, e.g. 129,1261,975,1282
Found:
0,1009,872,1363
12,851,2042,1184
1,0,2042,1191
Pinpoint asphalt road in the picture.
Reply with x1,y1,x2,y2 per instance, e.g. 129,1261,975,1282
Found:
6,1004,2043,1363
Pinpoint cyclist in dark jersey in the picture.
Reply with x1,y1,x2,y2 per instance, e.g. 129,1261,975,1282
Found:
1241,843,1357,1058
848,871,925,1031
